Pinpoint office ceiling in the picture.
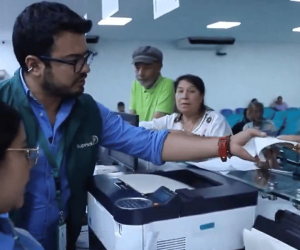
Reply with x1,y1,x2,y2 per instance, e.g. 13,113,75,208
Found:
1,0,300,43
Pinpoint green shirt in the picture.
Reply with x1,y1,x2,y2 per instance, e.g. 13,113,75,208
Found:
130,76,175,121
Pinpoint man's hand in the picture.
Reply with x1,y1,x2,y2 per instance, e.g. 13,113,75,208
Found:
278,135,300,153
230,129,267,161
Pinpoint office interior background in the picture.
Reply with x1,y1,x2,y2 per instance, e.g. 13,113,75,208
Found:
0,0,299,112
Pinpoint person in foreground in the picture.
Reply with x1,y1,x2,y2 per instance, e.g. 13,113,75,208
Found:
0,2,267,250
140,74,232,136
0,101,42,250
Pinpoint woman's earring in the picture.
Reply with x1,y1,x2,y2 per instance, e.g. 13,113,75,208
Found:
28,67,33,72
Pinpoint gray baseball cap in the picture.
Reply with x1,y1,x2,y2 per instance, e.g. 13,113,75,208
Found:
132,46,163,64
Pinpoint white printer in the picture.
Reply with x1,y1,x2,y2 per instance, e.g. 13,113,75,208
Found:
87,168,258,250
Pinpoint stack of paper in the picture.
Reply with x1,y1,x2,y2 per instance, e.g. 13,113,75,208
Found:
93,165,122,175
243,228,296,250
187,157,257,173
118,174,193,194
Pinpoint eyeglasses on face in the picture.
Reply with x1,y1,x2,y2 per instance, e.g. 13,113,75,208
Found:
7,147,40,165
39,50,96,73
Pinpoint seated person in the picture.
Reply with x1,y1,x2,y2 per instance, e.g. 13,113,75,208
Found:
271,96,288,111
232,102,255,135
0,101,42,250
244,102,276,136
140,74,232,137
117,101,125,113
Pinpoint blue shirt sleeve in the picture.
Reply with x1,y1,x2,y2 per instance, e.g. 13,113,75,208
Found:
97,103,169,165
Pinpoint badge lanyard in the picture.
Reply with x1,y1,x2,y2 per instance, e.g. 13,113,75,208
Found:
38,129,67,250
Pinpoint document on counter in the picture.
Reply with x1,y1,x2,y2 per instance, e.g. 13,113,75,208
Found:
243,137,297,161
187,157,258,172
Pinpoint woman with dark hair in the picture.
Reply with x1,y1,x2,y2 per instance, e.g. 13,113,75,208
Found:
0,101,41,249
140,74,232,136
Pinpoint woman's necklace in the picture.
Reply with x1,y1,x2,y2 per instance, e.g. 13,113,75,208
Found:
182,115,201,132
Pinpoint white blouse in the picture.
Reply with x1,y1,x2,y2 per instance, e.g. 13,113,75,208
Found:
138,111,232,173
139,110,232,137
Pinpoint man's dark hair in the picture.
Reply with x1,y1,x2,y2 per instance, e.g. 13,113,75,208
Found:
12,1,92,70
0,101,21,161
250,101,264,112
117,102,125,107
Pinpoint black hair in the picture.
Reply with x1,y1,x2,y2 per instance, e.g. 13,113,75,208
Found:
251,98,258,103
250,101,264,112
117,102,125,107
277,96,283,99
174,74,207,122
12,1,92,71
0,101,22,162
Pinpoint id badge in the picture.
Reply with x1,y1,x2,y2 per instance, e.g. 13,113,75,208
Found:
57,222,67,250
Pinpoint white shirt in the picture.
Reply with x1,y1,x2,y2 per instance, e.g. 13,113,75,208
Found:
139,110,232,137
138,110,232,172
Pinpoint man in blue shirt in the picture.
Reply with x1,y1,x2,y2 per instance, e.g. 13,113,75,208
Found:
2,2,265,250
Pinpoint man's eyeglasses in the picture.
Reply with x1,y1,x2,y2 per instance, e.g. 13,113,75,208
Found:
7,147,40,165
40,51,96,73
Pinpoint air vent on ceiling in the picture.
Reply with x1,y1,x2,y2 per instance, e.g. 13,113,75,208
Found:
86,35,99,44
157,237,186,250
176,37,235,50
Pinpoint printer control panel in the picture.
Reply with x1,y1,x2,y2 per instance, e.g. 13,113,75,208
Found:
148,186,176,205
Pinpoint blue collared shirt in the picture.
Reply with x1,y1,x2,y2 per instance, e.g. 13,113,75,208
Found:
0,217,44,250
18,69,169,250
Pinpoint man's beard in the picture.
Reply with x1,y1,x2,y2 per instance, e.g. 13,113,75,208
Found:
137,79,156,89
41,72,85,99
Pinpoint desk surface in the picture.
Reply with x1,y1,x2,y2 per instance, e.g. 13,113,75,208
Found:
184,161,300,205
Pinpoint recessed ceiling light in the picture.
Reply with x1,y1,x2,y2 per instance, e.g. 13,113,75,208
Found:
207,21,241,29
98,17,132,26
292,27,300,32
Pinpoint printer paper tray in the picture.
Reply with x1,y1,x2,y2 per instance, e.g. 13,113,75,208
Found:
118,174,193,194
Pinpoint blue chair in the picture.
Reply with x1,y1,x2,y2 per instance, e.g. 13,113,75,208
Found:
273,111,287,121
287,107,299,111
220,109,233,118
286,109,300,123
279,120,300,135
235,108,245,115
272,119,285,131
264,108,276,120
226,114,243,127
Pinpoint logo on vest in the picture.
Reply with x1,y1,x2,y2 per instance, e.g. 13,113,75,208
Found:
77,135,99,149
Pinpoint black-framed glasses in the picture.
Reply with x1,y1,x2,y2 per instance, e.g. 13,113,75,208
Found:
40,50,96,73
7,147,40,165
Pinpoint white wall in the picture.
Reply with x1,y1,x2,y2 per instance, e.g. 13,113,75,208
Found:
0,42,18,78
1,40,300,112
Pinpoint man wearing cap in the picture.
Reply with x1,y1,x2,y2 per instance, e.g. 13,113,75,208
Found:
130,46,175,121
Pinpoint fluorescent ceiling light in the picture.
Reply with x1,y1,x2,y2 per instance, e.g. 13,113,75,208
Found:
98,17,132,26
292,27,300,32
291,0,300,2
207,21,241,29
